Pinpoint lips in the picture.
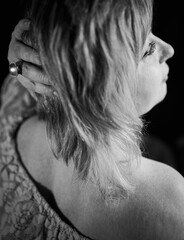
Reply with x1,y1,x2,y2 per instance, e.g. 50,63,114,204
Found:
164,75,168,82
162,66,169,82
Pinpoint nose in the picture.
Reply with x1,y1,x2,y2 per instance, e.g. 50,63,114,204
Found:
160,41,174,64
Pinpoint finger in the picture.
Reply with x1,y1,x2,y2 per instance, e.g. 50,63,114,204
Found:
13,19,31,40
17,74,55,97
8,40,41,66
34,82,55,96
17,74,36,92
16,74,38,101
22,62,50,85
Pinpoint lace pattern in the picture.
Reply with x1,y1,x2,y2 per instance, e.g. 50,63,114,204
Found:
0,76,90,240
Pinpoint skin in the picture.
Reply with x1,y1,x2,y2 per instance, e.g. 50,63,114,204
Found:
8,19,53,99
7,19,184,239
137,33,174,115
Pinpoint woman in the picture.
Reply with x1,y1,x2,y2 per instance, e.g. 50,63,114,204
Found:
1,0,184,239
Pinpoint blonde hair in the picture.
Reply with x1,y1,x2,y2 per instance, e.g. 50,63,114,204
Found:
27,0,153,205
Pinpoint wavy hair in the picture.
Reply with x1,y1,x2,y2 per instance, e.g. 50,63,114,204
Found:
26,0,153,205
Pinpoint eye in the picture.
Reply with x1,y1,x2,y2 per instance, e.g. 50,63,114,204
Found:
143,41,156,58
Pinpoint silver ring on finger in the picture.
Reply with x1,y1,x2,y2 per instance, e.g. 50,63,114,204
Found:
9,61,23,77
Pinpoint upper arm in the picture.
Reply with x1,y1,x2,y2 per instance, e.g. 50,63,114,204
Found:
148,163,184,239
129,159,184,239
162,168,184,238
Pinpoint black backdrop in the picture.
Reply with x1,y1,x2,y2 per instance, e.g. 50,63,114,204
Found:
0,1,183,163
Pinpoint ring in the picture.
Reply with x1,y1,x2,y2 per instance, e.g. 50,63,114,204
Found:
9,61,22,77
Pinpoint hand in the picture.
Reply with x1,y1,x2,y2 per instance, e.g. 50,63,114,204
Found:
8,19,57,98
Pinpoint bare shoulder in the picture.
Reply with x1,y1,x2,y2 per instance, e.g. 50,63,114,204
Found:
129,157,184,239
79,157,184,240
17,115,54,188
139,157,184,200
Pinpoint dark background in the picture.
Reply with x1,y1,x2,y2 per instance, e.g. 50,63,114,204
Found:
0,1,183,171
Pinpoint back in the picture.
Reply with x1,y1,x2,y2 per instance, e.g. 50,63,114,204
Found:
76,157,184,240
16,115,184,240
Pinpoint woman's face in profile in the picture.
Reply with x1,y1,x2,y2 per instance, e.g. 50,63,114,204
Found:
136,33,174,115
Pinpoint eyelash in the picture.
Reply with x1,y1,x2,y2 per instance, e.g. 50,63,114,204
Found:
143,41,156,58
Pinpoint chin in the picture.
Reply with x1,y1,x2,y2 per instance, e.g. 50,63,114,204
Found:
137,84,168,116
159,83,168,102
139,97,167,116
152,84,168,108
138,104,153,116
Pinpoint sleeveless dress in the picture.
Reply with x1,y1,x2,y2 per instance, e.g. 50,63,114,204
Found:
0,76,92,240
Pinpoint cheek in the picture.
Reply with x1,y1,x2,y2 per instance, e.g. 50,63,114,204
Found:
136,66,166,115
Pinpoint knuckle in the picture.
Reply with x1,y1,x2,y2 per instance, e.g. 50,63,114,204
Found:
17,19,26,27
14,19,30,40
18,19,29,25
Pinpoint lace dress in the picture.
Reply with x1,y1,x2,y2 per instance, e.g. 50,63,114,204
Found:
0,76,92,240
